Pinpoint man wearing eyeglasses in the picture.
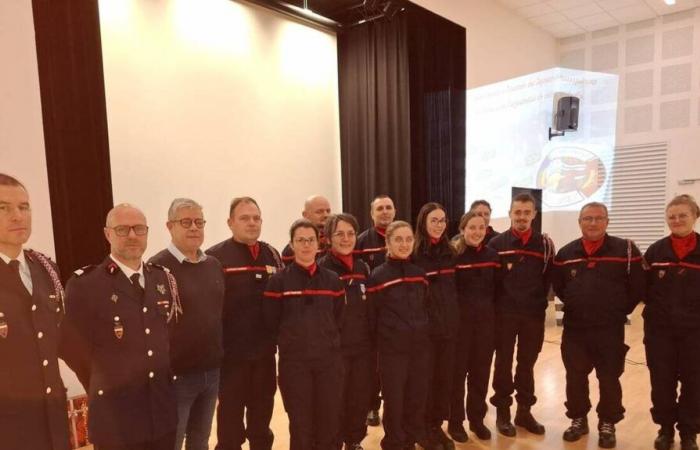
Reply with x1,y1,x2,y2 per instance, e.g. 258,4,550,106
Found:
206,197,283,450
552,202,644,449
149,198,225,450
0,173,70,450
60,203,181,450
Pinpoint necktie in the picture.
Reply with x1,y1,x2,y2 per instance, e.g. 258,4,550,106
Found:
130,273,145,299
8,259,29,294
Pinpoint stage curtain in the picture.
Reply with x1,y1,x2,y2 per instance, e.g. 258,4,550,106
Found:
32,0,113,280
337,3,465,232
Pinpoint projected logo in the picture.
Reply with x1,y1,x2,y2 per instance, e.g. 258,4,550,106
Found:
536,147,606,207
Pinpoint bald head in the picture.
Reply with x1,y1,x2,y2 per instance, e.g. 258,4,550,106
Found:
302,195,331,229
104,203,148,269
106,203,146,227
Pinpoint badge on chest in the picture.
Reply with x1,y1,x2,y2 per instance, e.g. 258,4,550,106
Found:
113,315,124,339
0,312,7,339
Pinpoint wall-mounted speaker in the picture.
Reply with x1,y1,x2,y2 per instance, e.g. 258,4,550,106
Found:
556,96,579,131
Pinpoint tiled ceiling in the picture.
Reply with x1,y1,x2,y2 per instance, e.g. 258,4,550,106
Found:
498,0,700,37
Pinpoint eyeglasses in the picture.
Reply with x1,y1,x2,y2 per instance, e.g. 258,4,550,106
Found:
171,218,206,229
109,225,149,237
293,237,317,245
429,218,448,225
332,231,356,239
580,216,608,223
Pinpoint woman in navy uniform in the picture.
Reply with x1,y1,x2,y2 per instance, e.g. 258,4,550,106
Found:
263,219,345,450
319,213,373,450
644,195,700,450
368,221,432,450
448,211,500,443
0,173,70,450
412,203,459,450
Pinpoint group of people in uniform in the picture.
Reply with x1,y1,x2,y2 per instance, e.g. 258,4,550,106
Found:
1,170,699,450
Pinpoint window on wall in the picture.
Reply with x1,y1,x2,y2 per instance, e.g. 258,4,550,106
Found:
607,142,668,252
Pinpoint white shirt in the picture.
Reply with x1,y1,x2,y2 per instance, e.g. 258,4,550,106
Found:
167,242,206,264
0,249,33,294
109,255,144,288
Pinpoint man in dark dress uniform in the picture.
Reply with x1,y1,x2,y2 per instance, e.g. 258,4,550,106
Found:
207,197,283,450
0,173,70,450
60,203,181,450
281,195,332,263
355,194,395,426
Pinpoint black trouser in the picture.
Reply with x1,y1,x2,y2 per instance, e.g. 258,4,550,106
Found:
490,311,544,409
645,324,700,435
369,354,382,412
379,347,432,450
95,431,175,450
426,338,455,427
341,351,374,445
216,355,276,450
450,308,495,424
279,354,344,450
561,324,628,424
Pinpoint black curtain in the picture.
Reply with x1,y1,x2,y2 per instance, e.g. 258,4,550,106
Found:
33,0,113,281
337,13,412,229
407,6,466,232
337,2,466,232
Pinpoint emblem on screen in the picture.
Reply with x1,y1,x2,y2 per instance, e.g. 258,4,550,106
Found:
536,147,606,207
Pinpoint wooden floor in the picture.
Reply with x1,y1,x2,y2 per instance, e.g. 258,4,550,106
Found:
84,304,660,450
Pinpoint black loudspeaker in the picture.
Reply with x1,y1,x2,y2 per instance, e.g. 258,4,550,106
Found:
555,96,579,131
511,187,542,234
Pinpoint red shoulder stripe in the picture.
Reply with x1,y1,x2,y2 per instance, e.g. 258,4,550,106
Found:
455,262,501,270
366,276,428,293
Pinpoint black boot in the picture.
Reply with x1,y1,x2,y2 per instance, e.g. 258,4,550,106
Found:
598,421,616,449
514,405,545,435
563,417,589,442
681,433,698,450
366,410,380,427
469,421,492,440
496,406,516,437
447,422,468,443
431,426,455,450
416,436,443,450
654,425,674,450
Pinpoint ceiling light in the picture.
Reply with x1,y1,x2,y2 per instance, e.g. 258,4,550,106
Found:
664,0,676,5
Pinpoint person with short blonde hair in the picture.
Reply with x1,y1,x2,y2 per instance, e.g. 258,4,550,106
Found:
643,194,700,450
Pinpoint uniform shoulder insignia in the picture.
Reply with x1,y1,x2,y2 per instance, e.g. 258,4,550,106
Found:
73,265,96,277
147,262,170,273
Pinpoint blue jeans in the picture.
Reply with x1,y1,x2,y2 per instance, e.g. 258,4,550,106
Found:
175,368,220,450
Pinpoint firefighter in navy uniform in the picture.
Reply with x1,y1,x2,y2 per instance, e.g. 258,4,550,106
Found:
448,211,501,443
319,213,373,450
0,173,70,450
644,195,700,450
488,193,554,437
206,197,283,450
355,194,396,426
60,204,181,450
412,203,460,450
281,195,332,264
368,221,432,450
552,202,644,449
469,200,499,245
264,219,345,450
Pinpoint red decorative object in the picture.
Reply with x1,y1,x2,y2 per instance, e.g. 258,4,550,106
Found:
67,395,89,448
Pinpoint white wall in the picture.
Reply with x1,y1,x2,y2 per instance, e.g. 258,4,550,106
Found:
411,0,559,88
99,0,343,253
0,0,55,258
555,8,700,243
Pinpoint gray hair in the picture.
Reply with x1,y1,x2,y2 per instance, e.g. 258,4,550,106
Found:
167,198,203,221
579,201,609,218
